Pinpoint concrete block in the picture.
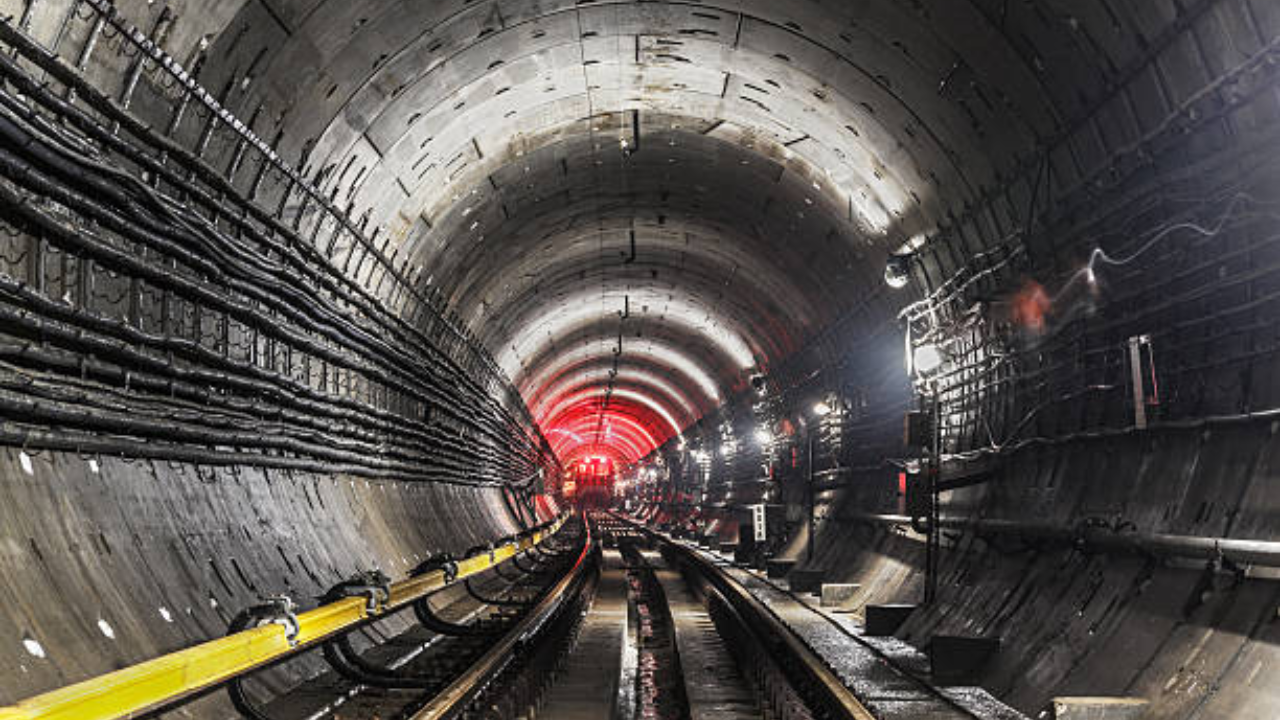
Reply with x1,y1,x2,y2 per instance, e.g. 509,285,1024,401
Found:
864,604,915,636
1052,697,1149,720
788,568,826,594
819,583,860,610
765,558,796,578
928,635,1000,685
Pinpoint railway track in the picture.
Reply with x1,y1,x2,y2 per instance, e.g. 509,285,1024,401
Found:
2,512,1020,720
479,513,877,720
215,511,890,719
230,518,592,720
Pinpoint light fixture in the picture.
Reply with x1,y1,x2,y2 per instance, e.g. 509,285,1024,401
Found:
884,253,912,289
812,401,832,417
913,344,945,374
754,428,772,445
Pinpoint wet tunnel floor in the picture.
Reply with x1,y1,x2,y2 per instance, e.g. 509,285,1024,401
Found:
536,546,761,720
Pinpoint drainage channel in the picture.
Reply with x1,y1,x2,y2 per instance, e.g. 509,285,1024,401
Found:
619,541,691,720
650,558,760,720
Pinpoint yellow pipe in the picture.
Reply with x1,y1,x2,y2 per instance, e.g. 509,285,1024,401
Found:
0,515,568,720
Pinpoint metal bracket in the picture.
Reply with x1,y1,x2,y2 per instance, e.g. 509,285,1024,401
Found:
325,569,391,614
412,554,459,583
235,595,300,647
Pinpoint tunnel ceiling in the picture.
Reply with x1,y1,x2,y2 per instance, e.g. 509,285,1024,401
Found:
179,0,1140,465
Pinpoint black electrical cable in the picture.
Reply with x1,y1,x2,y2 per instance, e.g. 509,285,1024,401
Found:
0,41,550,456
0,27,569,495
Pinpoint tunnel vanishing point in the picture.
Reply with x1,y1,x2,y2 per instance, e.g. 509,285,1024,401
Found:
0,1,1277,719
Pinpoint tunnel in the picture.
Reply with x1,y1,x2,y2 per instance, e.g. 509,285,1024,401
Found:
0,0,1277,718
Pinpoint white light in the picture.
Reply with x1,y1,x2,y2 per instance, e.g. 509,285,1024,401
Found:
913,345,945,374
158,607,173,623
754,428,772,445
497,289,757,379
812,401,832,417
22,636,45,658
1085,265,1097,285
885,269,909,288
885,254,912,288
97,619,115,639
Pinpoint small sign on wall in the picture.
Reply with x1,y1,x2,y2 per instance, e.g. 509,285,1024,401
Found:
752,504,767,542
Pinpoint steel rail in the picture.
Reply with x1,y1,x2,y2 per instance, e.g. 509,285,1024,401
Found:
613,516,876,720
0,515,569,720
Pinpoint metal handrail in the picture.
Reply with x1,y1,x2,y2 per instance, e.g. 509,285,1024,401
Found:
844,512,1280,568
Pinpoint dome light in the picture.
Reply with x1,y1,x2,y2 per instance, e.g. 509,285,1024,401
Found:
812,401,832,417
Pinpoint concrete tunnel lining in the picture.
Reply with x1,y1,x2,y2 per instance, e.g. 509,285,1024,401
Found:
0,0,1277,717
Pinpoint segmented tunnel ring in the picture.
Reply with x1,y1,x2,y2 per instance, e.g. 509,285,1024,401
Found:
0,1,1278,719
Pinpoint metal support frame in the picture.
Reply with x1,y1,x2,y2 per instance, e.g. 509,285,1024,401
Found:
925,390,941,605
806,430,815,563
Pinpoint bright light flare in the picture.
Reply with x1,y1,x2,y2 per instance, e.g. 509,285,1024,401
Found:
913,344,944,374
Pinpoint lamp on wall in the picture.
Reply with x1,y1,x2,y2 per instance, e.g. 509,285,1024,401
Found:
885,253,913,289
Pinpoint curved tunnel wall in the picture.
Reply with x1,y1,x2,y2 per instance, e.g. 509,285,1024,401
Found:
639,145,1280,717
0,0,1276,718
629,17,1280,718
0,0,558,713
0,451,519,711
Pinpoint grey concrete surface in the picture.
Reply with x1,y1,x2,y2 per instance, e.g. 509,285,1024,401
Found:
0,1,1277,719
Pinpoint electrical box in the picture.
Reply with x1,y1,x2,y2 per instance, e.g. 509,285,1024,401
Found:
747,503,786,543
905,474,931,520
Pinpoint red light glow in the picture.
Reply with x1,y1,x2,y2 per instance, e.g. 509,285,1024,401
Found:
1012,280,1051,332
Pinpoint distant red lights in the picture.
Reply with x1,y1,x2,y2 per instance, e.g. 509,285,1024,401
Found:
541,394,672,465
